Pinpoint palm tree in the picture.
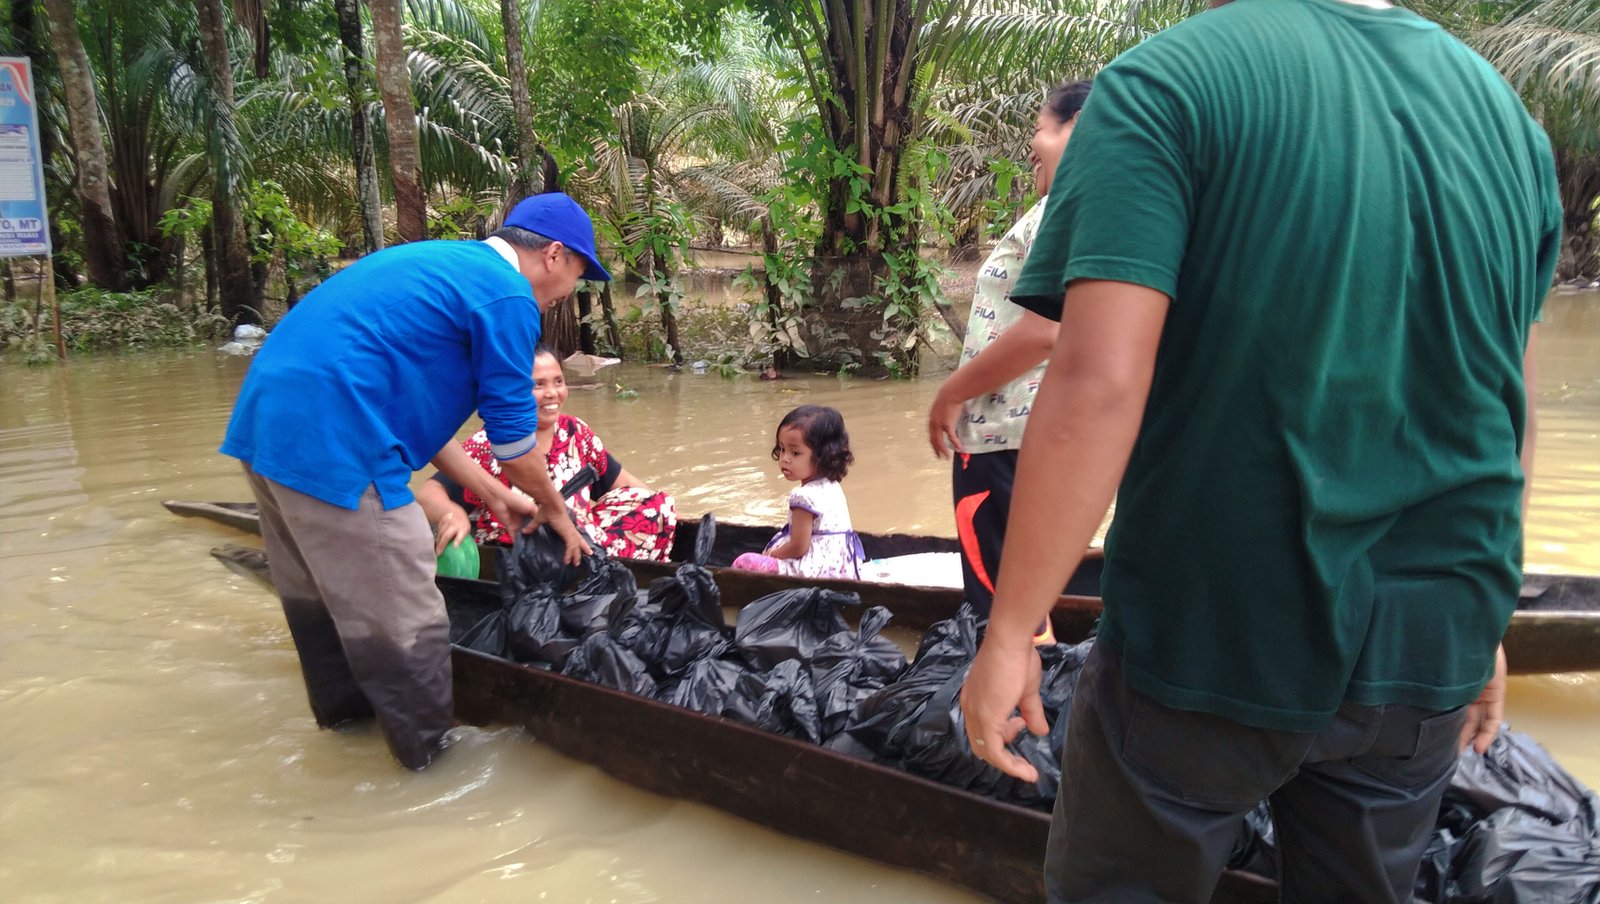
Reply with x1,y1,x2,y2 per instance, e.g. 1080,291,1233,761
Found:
195,0,260,324
927,0,1203,244
1467,0,1600,279
566,40,786,365
499,0,543,199
334,0,385,253
748,0,1206,371
42,0,127,289
369,0,425,241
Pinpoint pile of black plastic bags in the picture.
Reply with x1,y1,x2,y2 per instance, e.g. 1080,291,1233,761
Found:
458,518,1598,902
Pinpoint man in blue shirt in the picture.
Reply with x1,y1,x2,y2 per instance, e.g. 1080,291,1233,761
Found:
221,193,611,770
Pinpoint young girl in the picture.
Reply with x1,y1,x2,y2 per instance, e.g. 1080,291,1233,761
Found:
732,405,866,580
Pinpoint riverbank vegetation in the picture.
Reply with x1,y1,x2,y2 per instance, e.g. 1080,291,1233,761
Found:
4,0,1596,369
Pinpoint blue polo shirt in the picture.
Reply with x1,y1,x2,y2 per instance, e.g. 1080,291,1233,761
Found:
221,240,543,510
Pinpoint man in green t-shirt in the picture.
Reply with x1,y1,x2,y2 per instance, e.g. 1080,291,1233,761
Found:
957,0,1560,900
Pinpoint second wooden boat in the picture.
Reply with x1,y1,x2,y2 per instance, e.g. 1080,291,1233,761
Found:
165,500,1600,674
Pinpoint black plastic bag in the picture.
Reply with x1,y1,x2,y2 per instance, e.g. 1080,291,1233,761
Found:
495,466,599,605
457,610,508,658
811,606,908,741
1447,728,1595,824
608,514,729,678
827,605,981,761
724,659,822,743
1418,730,1600,904
826,607,975,761
561,631,658,698
1228,803,1277,879
734,587,858,671
659,657,751,716
561,557,637,637
1037,638,1095,770
504,585,580,667
502,556,635,669
647,562,731,676
897,658,1060,808
1426,805,1600,903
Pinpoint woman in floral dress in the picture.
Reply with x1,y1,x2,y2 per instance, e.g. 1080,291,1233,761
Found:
418,347,676,561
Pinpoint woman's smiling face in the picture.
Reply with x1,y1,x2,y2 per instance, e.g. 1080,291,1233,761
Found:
533,352,569,422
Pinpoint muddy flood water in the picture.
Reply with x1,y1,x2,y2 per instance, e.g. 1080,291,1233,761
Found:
2,291,1596,903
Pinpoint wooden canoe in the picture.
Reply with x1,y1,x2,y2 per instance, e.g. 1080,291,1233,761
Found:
208,543,1279,904
165,500,1600,674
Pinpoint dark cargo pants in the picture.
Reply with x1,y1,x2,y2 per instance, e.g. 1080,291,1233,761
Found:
1047,644,1468,903
243,464,452,770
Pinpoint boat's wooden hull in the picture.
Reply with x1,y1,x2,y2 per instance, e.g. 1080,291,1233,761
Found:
170,500,1600,674
207,544,1277,904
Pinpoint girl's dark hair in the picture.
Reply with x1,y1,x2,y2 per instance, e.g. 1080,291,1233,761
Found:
1043,79,1093,124
533,343,559,363
772,405,854,482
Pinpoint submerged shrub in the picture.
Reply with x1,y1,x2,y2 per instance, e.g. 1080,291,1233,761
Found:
0,288,229,362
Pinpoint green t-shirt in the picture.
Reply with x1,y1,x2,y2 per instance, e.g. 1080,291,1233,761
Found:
1012,0,1562,731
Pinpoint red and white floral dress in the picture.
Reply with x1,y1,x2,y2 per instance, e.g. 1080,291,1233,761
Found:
458,414,676,561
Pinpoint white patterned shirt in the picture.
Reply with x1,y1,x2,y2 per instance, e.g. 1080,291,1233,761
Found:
955,199,1048,451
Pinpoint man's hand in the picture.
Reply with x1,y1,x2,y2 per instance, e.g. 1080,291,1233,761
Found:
497,452,593,566
927,386,966,459
1460,644,1507,755
485,489,537,541
433,503,473,555
533,506,592,566
959,636,1049,781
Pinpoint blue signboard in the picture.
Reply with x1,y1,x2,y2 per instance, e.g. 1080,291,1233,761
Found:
0,57,51,258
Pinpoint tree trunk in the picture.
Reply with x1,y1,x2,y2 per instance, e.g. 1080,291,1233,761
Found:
803,0,921,373
335,0,385,253
1555,149,1600,283
369,0,426,242
196,0,260,325
659,289,683,365
645,253,683,365
759,216,791,369
233,0,270,78
251,255,271,308
202,228,219,311
599,281,622,354
41,0,127,290
500,0,543,200
575,289,597,354
173,235,187,306
544,296,580,357
285,256,303,310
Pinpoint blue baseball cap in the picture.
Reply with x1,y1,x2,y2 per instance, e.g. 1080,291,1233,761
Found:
503,193,612,282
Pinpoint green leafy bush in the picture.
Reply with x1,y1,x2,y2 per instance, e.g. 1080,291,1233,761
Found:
0,288,228,363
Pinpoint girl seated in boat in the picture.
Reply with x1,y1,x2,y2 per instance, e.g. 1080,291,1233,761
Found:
731,405,866,580
418,346,676,561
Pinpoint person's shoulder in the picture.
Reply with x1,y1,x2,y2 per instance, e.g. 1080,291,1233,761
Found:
560,413,595,436
357,240,530,299
437,241,535,302
801,478,844,499
1100,0,1325,76
997,198,1049,246
1101,3,1230,66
